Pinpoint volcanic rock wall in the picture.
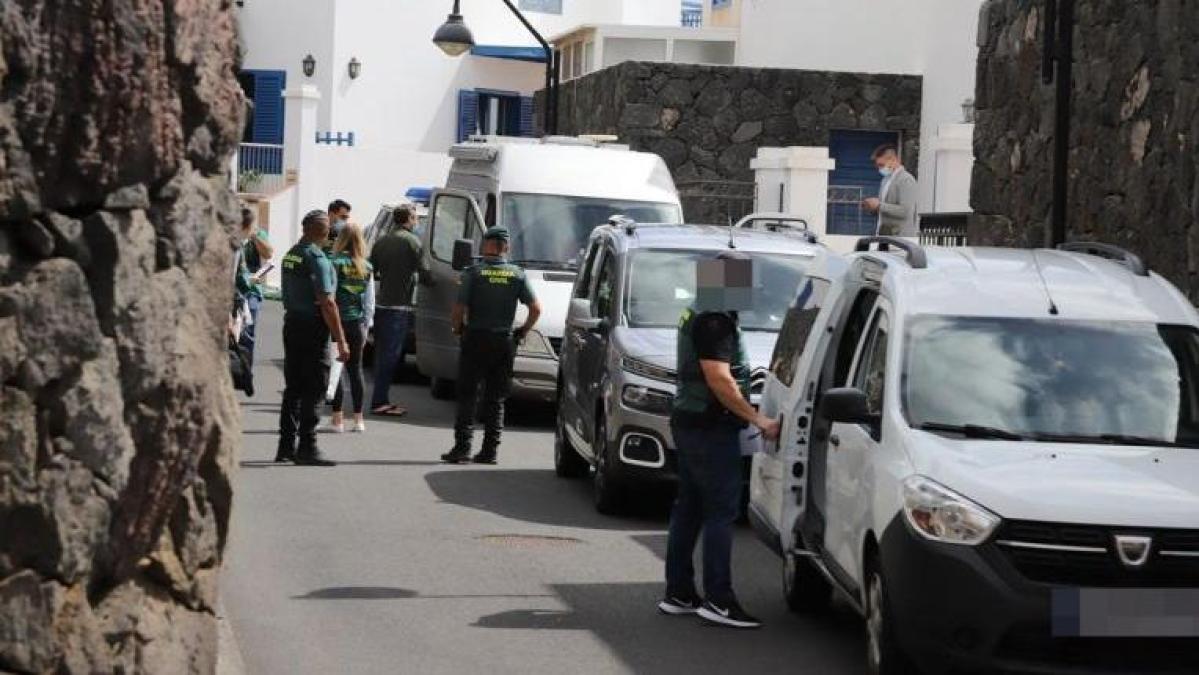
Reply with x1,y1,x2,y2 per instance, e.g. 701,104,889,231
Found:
0,1,243,672
972,0,1199,297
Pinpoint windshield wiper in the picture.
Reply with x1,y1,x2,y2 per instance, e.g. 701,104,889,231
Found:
1029,432,1197,448
512,259,577,271
919,422,1027,441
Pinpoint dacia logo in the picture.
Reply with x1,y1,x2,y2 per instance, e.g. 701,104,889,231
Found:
1113,534,1153,569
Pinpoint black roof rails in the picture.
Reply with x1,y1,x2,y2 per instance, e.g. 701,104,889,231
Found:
1057,242,1149,277
855,236,928,269
608,215,636,235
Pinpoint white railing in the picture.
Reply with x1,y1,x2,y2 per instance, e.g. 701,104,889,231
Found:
237,143,286,194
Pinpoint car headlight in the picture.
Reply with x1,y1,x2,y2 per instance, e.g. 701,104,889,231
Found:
901,476,1000,546
621,355,675,383
517,330,554,359
621,385,673,415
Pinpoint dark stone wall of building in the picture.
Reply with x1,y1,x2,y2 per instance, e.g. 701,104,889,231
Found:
0,1,243,672
540,61,922,224
972,0,1199,297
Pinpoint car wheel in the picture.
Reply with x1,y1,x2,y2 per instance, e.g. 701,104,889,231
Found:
430,377,455,400
554,410,589,479
592,414,625,515
783,549,832,613
864,553,913,675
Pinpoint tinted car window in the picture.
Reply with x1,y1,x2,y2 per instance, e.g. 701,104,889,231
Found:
502,193,680,267
770,277,831,387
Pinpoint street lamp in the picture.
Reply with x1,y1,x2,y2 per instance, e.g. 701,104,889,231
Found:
348,57,362,80
432,0,559,135
302,54,316,78
433,0,475,57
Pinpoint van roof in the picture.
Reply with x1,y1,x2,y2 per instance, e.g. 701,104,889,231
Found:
603,224,825,257
455,142,680,206
873,246,1198,325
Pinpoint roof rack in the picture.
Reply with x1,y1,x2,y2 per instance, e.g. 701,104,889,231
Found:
608,215,637,235
733,213,818,243
855,236,928,269
1057,242,1149,277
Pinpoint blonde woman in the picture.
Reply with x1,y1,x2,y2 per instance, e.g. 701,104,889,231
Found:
326,222,375,432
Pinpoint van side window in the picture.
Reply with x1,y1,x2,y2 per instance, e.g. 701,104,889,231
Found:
853,310,890,416
833,289,879,386
770,277,831,387
430,194,481,262
593,251,616,319
574,242,601,299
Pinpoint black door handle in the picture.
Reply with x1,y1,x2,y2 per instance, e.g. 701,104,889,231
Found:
830,434,841,447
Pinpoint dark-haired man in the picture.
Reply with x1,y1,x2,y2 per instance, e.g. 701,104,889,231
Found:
278,209,350,466
862,144,918,237
368,205,431,416
326,199,352,251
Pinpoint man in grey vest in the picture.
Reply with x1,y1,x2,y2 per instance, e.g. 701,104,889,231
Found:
659,251,780,629
862,143,918,236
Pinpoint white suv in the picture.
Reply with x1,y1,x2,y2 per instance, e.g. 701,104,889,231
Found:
750,238,1199,674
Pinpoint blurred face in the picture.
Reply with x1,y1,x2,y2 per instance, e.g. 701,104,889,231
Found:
307,215,331,241
482,238,507,257
874,150,899,173
330,206,350,222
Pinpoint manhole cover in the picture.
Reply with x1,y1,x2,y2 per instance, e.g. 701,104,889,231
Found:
477,534,584,549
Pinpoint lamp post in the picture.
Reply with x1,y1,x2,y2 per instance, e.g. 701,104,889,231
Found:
1041,0,1075,248
433,0,559,135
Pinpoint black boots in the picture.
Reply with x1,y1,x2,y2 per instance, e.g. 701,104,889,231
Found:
441,447,472,464
275,439,295,463
471,449,498,465
295,446,337,466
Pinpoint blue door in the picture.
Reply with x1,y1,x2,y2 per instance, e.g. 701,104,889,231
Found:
828,130,899,236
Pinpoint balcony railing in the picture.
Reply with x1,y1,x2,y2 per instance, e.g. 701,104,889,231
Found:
918,212,971,247
237,143,286,194
681,9,702,27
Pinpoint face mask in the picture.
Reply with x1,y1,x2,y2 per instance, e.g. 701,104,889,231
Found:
879,167,894,178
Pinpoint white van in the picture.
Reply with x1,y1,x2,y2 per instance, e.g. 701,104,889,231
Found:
417,136,683,401
751,238,1199,674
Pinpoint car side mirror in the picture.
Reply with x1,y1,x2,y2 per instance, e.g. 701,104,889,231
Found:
451,239,475,271
820,387,879,426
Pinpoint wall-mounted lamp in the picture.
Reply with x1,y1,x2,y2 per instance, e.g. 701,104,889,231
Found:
348,57,361,80
235,0,245,7
961,97,976,124
302,53,316,78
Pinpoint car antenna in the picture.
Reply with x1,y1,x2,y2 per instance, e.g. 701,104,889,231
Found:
727,215,737,249
1031,250,1060,315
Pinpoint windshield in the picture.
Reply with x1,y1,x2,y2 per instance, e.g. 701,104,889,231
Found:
502,193,680,268
626,249,811,332
903,317,1199,446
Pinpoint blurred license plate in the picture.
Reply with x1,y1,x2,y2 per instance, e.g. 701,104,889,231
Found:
1052,588,1199,637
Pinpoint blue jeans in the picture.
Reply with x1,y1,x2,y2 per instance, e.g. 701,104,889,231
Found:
370,308,412,409
239,294,262,367
665,423,743,604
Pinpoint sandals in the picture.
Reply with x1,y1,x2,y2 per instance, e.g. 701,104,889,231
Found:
371,404,408,418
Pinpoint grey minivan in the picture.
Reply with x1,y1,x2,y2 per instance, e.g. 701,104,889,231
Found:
554,217,830,514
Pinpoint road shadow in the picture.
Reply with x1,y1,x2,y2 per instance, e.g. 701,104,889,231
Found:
293,586,553,601
425,468,668,531
471,581,864,674
240,460,443,469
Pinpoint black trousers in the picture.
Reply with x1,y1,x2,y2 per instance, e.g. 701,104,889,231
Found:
331,319,366,414
453,331,516,452
279,314,330,452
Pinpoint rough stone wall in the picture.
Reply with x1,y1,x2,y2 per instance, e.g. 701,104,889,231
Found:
972,0,1199,297
0,1,243,673
542,61,922,224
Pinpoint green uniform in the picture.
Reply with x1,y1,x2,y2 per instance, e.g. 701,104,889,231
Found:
672,307,751,428
457,257,537,332
330,253,373,322
281,241,336,316
242,228,270,300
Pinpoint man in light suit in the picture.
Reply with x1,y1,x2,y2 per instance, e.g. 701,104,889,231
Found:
862,144,918,237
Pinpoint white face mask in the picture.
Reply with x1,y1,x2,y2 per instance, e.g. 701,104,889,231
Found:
879,166,894,178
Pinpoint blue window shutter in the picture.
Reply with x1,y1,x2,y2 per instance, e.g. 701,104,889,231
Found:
457,90,479,142
250,69,287,145
518,96,535,137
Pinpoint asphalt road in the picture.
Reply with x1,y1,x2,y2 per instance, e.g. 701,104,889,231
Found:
222,301,864,674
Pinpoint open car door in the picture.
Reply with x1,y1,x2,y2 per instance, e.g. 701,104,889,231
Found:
415,189,487,386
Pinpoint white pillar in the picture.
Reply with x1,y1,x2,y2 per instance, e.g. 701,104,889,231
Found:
750,147,836,237
282,84,322,247
931,123,974,212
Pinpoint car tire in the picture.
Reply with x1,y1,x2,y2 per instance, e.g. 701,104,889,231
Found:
783,549,832,614
430,377,455,400
864,552,914,675
592,414,625,515
554,411,589,479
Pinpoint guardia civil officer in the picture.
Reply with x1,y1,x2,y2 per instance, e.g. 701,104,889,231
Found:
441,226,542,465
659,250,780,629
277,209,351,467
